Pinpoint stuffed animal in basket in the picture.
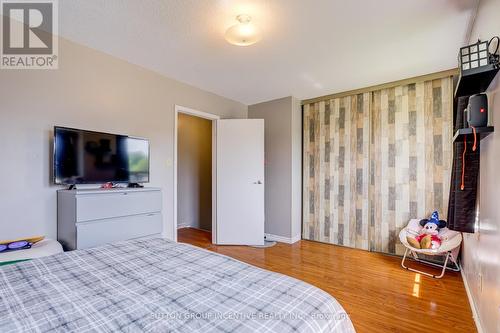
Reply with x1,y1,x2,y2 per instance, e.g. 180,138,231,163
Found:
406,211,447,250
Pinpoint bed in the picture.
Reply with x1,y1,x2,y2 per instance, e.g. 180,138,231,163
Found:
0,238,354,332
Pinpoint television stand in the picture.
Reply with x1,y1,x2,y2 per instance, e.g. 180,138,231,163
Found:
127,183,144,188
57,187,162,250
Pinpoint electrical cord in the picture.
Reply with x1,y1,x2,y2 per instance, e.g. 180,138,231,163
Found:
489,36,499,55
489,36,500,68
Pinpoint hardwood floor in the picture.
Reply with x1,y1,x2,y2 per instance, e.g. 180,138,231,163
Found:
178,228,476,333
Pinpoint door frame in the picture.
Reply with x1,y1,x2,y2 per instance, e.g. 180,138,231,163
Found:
173,105,220,242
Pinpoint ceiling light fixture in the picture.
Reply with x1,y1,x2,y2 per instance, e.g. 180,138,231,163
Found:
225,14,261,46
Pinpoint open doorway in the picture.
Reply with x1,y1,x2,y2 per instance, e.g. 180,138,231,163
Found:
177,113,212,232
174,105,265,246
174,106,219,243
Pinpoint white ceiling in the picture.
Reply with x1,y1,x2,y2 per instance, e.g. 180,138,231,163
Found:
59,0,477,105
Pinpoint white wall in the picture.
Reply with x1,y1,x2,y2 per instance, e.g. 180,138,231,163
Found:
248,96,302,241
0,37,247,241
462,0,500,332
177,114,212,231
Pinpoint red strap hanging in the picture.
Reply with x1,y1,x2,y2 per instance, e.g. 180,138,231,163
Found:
471,126,477,152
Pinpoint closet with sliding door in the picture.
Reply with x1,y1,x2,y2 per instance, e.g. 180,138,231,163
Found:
302,73,454,255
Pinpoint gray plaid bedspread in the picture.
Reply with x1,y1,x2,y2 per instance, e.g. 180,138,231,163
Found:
0,238,354,332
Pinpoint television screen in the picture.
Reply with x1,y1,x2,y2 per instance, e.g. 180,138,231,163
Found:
53,127,150,185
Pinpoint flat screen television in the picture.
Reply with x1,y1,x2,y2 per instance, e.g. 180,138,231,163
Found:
53,127,150,185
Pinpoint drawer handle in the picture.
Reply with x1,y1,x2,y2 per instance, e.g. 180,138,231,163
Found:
122,193,128,195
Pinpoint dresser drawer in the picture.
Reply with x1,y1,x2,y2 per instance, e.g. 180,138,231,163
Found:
76,212,162,249
76,190,162,222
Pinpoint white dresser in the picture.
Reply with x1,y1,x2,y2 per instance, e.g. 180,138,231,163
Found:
57,187,163,250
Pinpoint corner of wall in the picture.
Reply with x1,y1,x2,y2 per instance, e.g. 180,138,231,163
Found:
248,96,301,239
291,96,303,239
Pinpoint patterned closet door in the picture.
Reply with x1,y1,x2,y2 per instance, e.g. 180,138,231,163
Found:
303,93,371,250
302,76,453,254
370,78,453,254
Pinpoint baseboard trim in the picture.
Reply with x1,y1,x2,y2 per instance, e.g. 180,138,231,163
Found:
177,224,191,230
265,233,301,244
461,268,484,333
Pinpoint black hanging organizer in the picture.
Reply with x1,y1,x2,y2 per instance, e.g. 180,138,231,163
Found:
447,42,498,233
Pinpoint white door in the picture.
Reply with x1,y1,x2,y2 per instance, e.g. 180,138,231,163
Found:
215,119,264,245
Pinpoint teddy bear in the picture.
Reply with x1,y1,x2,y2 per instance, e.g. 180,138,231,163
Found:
406,211,447,250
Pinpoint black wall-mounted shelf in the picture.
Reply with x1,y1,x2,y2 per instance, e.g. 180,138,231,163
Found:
453,126,495,143
454,66,499,98
453,65,497,144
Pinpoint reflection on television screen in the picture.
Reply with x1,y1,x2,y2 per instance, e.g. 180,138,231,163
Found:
54,127,150,185
126,137,150,183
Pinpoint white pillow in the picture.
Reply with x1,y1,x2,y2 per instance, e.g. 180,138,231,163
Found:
406,219,422,236
438,228,460,241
